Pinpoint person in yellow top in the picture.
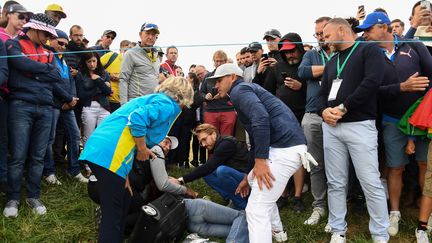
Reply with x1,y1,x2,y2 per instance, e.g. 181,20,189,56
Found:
100,40,131,112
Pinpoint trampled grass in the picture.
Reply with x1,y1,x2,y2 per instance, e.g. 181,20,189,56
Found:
0,166,422,242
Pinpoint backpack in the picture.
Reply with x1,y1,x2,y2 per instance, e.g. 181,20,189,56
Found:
127,193,187,243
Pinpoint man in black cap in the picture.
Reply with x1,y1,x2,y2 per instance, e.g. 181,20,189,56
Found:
91,29,117,56
263,29,283,62
243,42,262,83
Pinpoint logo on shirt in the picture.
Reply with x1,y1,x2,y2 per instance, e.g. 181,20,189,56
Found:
399,48,412,58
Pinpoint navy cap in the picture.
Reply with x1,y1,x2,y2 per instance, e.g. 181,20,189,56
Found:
356,12,391,30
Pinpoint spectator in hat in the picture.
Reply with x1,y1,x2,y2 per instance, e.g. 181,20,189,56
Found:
43,29,86,185
1,1,19,18
0,3,31,39
100,39,131,112
263,29,283,62
119,22,160,104
3,13,60,218
91,30,117,57
243,42,262,83
44,3,66,26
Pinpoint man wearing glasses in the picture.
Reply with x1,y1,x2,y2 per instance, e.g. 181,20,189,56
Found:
91,30,117,57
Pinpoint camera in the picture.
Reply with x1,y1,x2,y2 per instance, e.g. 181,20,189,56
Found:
421,0,431,11
261,53,269,60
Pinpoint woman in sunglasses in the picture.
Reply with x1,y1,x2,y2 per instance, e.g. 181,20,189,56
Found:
0,4,32,41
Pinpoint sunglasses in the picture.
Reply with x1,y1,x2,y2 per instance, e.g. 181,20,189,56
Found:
17,13,29,22
105,35,115,40
57,41,68,46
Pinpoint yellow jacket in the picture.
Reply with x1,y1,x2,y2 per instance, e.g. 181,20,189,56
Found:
100,52,122,103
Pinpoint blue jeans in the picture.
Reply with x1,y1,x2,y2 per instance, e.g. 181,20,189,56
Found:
322,121,389,241
204,165,248,209
0,98,7,183
44,109,81,176
8,100,52,200
184,198,248,243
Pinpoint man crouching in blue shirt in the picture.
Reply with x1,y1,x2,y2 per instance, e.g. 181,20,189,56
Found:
209,63,311,243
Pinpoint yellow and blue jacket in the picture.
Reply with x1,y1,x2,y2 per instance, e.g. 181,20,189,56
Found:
79,92,181,178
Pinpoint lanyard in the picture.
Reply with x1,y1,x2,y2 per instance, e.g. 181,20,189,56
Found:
336,41,360,79
320,51,332,65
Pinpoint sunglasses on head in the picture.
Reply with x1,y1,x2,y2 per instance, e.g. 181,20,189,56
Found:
17,13,29,22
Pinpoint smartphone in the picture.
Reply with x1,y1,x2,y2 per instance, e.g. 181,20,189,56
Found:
358,5,365,12
358,5,365,20
281,72,289,79
211,87,219,96
261,53,268,60
421,0,431,11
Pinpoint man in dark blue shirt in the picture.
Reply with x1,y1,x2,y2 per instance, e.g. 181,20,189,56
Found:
209,63,309,243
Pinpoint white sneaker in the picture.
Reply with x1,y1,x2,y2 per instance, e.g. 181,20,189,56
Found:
330,233,346,243
416,229,430,243
272,230,288,242
427,213,432,232
26,198,47,215
74,172,89,183
45,174,62,185
304,207,326,225
388,212,401,236
324,223,332,233
373,240,388,243
3,200,19,218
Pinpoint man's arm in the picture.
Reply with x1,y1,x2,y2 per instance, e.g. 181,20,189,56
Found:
6,39,54,74
119,51,133,105
298,50,324,79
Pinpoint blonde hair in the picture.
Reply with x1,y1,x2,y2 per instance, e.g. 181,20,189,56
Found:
154,77,194,108
192,123,219,136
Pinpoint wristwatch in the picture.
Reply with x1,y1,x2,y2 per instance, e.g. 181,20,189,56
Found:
338,103,347,114
178,177,185,185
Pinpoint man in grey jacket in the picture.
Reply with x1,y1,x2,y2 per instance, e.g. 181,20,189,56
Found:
119,23,160,104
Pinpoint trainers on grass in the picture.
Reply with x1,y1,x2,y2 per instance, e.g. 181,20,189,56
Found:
388,211,401,236
272,230,287,242
45,174,62,185
416,229,430,243
74,172,89,183
304,207,326,225
26,198,47,215
330,233,346,243
3,200,19,218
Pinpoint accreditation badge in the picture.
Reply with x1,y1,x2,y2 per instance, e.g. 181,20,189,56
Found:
328,78,342,101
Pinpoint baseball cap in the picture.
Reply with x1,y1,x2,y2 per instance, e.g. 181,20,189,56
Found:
102,30,117,38
280,41,296,51
206,63,243,81
263,29,281,40
55,29,68,40
45,3,66,18
247,42,262,52
7,4,32,14
166,136,178,149
140,23,160,34
356,12,391,30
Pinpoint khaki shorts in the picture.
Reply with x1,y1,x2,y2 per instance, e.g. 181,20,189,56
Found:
423,141,432,197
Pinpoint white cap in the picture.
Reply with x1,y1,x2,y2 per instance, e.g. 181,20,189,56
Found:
166,136,178,149
207,63,243,81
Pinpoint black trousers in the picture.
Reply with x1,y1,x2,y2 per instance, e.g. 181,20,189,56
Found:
88,162,131,243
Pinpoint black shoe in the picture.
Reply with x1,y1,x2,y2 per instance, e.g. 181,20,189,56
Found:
292,197,305,213
190,160,199,167
276,196,289,209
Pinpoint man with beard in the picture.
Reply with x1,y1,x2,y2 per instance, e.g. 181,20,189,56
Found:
297,16,332,226
261,32,307,213
64,25,85,76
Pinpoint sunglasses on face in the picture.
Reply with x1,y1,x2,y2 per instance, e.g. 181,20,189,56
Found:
17,13,29,22
105,35,115,40
57,41,68,46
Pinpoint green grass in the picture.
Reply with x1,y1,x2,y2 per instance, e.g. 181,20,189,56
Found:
0,166,422,242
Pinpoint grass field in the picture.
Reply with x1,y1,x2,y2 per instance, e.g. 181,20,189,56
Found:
0,166,423,242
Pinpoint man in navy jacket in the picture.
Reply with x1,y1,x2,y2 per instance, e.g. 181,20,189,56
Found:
210,63,308,243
